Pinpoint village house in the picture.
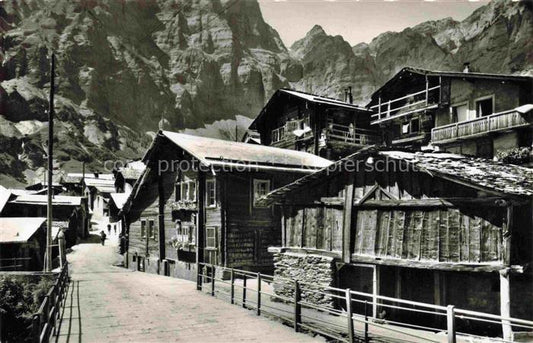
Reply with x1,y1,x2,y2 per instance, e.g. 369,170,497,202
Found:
249,88,379,160
261,147,533,338
0,217,47,271
1,193,89,247
120,131,331,281
83,176,116,220
366,67,533,157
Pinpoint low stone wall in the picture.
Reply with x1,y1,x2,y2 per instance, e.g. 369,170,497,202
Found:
272,252,336,307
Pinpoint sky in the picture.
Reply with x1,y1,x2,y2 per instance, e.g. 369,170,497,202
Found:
258,0,488,47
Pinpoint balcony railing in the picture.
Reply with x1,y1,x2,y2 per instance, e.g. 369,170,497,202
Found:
325,123,380,146
370,86,440,124
431,109,532,143
271,117,311,144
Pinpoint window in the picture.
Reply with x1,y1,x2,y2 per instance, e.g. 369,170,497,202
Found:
451,103,469,122
148,219,155,239
401,122,410,134
401,118,420,135
253,179,271,207
176,177,196,201
475,96,494,117
141,219,146,238
206,179,216,207
206,226,217,248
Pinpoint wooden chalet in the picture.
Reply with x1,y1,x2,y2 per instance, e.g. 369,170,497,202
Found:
366,67,533,156
249,89,379,160
262,148,533,336
83,176,116,220
0,217,47,271
120,131,331,281
1,194,89,247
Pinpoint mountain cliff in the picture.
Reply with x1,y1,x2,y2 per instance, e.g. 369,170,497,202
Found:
1,0,531,185
290,0,532,103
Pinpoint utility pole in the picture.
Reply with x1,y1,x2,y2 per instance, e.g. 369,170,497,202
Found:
45,54,55,272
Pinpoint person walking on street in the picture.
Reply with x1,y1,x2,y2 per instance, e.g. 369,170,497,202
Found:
100,230,107,246
114,224,117,235
107,224,111,235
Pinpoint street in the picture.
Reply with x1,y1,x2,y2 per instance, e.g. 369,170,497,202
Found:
55,231,322,343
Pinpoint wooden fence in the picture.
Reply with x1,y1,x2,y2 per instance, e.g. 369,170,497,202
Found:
31,263,70,343
197,262,533,343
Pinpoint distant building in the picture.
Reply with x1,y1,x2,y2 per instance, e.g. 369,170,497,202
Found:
83,177,116,220
366,67,533,157
120,131,331,280
2,194,89,246
249,88,379,160
0,217,47,271
262,148,533,336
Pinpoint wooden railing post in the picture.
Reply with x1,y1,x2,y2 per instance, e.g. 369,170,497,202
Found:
211,266,215,296
32,313,41,343
242,274,247,309
294,280,301,332
230,268,235,305
257,273,261,316
387,100,391,118
364,300,369,343
346,289,354,343
447,305,456,343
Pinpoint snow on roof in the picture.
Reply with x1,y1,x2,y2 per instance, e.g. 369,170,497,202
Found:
262,148,533,204
118,167,145,180
11,194,83,206
0,217,46,243
160,131,332,171
94,186,117,194
110,192,130,210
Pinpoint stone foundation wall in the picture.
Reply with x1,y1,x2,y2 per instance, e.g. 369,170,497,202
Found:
272,252,336,307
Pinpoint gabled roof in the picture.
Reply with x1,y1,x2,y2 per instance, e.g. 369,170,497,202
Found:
83,178,115,187
250,88,371,130
159,131,332,172
262,147,533,204
0,185,12,214
368,66,533,105
0,217,46,243
10,194,83,206
109,192,130,210
118,166,145,180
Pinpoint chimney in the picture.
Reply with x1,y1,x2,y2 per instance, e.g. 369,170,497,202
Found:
94,172,99,178
348,86,353,104
344,89,348,102
463,62,470,73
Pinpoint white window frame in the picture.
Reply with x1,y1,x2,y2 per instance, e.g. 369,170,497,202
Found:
206,179,217,208
450,101,470,123
474,94,495,118
148,219,156,240
206,226,217,249
253,179,271,208
140,219,147,238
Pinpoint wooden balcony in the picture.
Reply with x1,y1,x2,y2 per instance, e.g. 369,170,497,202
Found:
325,123,380,146
271,117,311,145
431,109,532,144
370,86,440,125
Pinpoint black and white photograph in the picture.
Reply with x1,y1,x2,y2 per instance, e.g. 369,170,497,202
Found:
0,0,532,342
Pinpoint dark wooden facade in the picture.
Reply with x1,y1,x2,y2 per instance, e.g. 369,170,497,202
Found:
266,149,533,336
250,89,379,160
123,132,330,280
367,67,533,156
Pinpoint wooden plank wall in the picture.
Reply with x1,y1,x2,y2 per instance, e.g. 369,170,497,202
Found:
224,172,298,271
352,207,504,263
285,205,344,252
